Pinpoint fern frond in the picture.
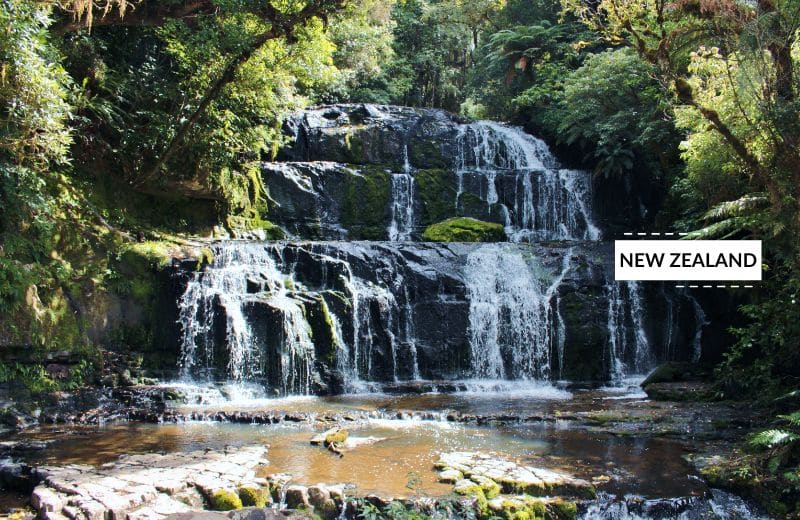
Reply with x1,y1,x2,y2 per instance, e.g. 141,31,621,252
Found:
703,194,768,221
749,429,800,449
683,217,751,240
778,412,800,427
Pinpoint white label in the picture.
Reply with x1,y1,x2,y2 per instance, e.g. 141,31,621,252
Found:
615,240,762,281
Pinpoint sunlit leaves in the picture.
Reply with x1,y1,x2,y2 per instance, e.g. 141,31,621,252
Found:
554,48,677,178
0,0,73,166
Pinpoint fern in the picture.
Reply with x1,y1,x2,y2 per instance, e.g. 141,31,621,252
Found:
778,412,800,427
682,193,768,240
749,429,800,449
683,217,753,240
703,193,768,220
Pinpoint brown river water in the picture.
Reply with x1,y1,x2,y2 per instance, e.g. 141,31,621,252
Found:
8,385,706,499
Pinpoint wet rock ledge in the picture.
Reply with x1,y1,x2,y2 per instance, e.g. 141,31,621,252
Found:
29,446,281,520
15,444,596,520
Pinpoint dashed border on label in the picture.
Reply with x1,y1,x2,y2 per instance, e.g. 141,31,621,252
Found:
623,232,689,237
620,232,758,288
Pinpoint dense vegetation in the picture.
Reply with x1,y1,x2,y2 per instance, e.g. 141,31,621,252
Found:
2,0,800,512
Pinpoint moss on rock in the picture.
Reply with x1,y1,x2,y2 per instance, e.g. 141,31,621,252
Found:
414,169,458,226
210,489,243,510
325,428,348,445
238,486,270,507
498,497,547,520
422,218,505,242
548,499,577,520
341,164,390,239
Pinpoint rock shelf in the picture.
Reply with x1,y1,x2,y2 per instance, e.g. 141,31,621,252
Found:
436,452,596,499
29,446,272,520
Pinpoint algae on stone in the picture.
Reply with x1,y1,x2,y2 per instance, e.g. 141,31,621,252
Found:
340,164,390,239
210,489,243,510
238,486,270,507
325,428,349,445
422,217,506,242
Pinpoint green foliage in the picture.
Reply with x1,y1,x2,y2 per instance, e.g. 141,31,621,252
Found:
0,359,94,394
715,272,800,400
321,0,402,104
356,498,474,520
0,0,73,167
552,49,679,179
423,218,505,242
749,429,800,450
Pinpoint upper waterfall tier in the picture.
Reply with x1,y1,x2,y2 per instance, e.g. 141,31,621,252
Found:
268,104,599,242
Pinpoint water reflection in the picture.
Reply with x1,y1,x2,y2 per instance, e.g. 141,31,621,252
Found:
14,419,703,499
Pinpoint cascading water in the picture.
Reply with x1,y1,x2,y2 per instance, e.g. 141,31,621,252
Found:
455,121,600,241
606,281,653,382
388,174,415,241
171,105,710,395
690,294,709,362
177,243,315,394
465,244,573,381
388,146,416,241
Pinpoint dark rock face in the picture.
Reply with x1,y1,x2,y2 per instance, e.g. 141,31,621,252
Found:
270,104,598,242
170,241,706,393
279,104,462,170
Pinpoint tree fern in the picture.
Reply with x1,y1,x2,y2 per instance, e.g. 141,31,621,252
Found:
683,216,754,240
703,194,768,221
683,193,768,239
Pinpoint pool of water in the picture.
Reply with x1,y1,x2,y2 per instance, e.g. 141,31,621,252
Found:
13,417,704,499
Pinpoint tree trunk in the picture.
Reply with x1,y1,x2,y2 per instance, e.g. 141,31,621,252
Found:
135,0,344,186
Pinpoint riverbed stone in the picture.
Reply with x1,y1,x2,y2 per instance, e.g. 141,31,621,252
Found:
437,452,595,499
32,485,65,512
284,485,310,509
27,446,268,520
437,469,463,483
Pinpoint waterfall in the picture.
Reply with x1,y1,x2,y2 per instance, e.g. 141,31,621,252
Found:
454,122,599,242
606,281,653,382
403,286,420,381
465,245,573,381
176,243,315,394
690,294,709,362
388,174,415,241
388,145,416,241
171,105,709,395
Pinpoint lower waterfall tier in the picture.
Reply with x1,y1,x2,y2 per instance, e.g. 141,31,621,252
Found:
170,241,707,395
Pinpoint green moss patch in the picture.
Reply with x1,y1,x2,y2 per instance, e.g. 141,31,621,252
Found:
422,218,506,242
210,489,243,511
341,164,390,239
325,428,349,445
238,486,270,507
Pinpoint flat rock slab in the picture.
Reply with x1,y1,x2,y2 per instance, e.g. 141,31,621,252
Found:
30,446,268,520
436,452,595,498
167,508,314,520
